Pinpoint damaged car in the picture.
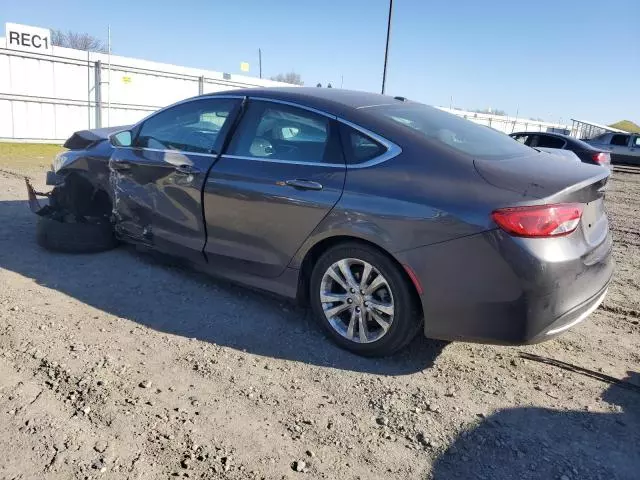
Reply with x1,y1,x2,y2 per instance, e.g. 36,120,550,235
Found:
28,88,613,356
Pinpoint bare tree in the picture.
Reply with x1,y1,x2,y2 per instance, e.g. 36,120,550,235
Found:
51,30,108,53
270,72,304,86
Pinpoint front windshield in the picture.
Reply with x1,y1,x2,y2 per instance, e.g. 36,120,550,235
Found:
371,104,533,160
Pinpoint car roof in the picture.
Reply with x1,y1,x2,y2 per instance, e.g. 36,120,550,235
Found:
203,87,408,116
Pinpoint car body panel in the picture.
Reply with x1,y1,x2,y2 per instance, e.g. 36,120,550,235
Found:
35,87,613,348
203,154,346,277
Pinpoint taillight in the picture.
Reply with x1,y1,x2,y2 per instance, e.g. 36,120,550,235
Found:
593,152,610,165
491,203,584,238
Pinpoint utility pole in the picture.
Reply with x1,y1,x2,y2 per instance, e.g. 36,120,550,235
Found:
381,0,394,95
258,48,262,79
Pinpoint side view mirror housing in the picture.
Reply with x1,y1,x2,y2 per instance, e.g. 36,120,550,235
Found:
110,130,133,147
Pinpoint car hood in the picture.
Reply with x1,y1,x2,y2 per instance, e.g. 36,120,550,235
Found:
473,153,609,200
63,125,132,150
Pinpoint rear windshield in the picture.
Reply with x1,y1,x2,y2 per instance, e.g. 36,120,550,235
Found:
369,104,532,159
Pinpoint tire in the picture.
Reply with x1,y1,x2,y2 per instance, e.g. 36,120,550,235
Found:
36,215,117,253
309,242,422,357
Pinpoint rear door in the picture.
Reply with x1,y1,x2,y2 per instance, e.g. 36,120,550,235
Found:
202,99,346,277
629,135,640,165
110,96,242,263
608,133,632,164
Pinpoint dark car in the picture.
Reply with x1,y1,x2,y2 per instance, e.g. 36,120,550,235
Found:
510,132,611,168
27,88,613,356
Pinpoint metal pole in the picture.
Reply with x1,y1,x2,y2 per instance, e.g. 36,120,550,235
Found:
381,0,394,95
258,48,262,79
95,60,102,128
107,25,111,127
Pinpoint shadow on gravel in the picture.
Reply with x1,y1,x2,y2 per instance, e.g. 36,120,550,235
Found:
430,372,640,480
0,200,446,375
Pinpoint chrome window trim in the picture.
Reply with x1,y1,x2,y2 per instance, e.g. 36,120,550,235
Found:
126,146,219,158
122,95,246,141
248,97,338,119
220,154,344,168
337,118,402,169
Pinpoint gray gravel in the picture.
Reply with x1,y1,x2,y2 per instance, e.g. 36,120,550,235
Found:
0,168,638,479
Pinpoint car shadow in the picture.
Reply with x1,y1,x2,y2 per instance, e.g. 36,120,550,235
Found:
0,200,446,375
430,371,640,480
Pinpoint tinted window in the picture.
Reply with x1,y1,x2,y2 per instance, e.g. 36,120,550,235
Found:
611,134,630,146
535,135,566,149
227,101,330,163
371,104,531,159
512,134,528,144
340,124,386,163
136,98,237,153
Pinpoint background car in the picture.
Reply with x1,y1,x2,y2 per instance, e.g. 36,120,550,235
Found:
28,88,613,356
584,132,640,166
510,131,611,168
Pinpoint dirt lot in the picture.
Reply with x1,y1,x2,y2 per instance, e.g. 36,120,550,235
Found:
0,150,638,480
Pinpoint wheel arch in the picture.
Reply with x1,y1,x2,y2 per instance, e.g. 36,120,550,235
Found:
296,235,424,319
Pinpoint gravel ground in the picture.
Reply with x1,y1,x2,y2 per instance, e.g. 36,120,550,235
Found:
0,167,638,480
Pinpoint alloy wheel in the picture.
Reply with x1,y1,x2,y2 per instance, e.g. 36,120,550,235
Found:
319,258,395,343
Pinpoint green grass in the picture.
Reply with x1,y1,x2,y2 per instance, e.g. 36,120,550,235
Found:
609,120,640,134
0,142,65,175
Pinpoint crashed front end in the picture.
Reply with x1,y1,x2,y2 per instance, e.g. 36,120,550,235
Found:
26,125,130,223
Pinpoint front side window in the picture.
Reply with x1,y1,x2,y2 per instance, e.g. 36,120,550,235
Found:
369,104,532,159
227,101,330,163
611,134,631,146
633,136,640,147
136,98,238,154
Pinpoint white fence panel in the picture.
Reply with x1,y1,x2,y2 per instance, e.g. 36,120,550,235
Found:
0,39,290,143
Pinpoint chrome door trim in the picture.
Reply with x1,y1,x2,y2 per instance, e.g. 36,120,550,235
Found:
248,97,338,119
220,154,344,168
337,118,403,169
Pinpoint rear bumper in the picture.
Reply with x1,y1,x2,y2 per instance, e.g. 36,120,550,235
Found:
396,229,613,345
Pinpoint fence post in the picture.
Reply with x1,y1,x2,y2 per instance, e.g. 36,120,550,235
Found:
95,60,102,128
198,76,204,95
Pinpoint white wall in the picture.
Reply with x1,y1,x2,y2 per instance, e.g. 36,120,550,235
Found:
436,107,573,136
0,39,288,143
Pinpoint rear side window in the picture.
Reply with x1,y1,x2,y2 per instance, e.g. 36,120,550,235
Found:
340,124,386,164
534,135,566,149
611,134,630,146
370,104,531,159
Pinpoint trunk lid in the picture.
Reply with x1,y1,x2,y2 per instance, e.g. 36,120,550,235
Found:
475,153,610,246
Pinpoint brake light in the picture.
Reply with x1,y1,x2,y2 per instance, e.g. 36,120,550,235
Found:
592,152,610,165
491,203,584,238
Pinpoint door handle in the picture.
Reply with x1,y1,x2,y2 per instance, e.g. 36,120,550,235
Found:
284,179,323,191
174,164,201,175
110,160,132,171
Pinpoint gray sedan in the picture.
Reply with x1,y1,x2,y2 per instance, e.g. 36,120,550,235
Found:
29,88,613,356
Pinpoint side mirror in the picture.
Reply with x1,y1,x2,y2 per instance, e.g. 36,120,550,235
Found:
111,130,133,147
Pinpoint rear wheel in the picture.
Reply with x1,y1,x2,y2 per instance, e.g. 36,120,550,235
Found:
309,243,421,356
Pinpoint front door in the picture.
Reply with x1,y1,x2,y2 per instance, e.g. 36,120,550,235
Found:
110,97,242,263
203,99,346,277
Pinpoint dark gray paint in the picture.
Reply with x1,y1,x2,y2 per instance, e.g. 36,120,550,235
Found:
47,87,613,346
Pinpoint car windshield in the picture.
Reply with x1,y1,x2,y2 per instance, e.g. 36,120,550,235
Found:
370,104,533,160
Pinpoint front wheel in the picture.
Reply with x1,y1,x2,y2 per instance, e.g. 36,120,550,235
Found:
309,243,421,356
